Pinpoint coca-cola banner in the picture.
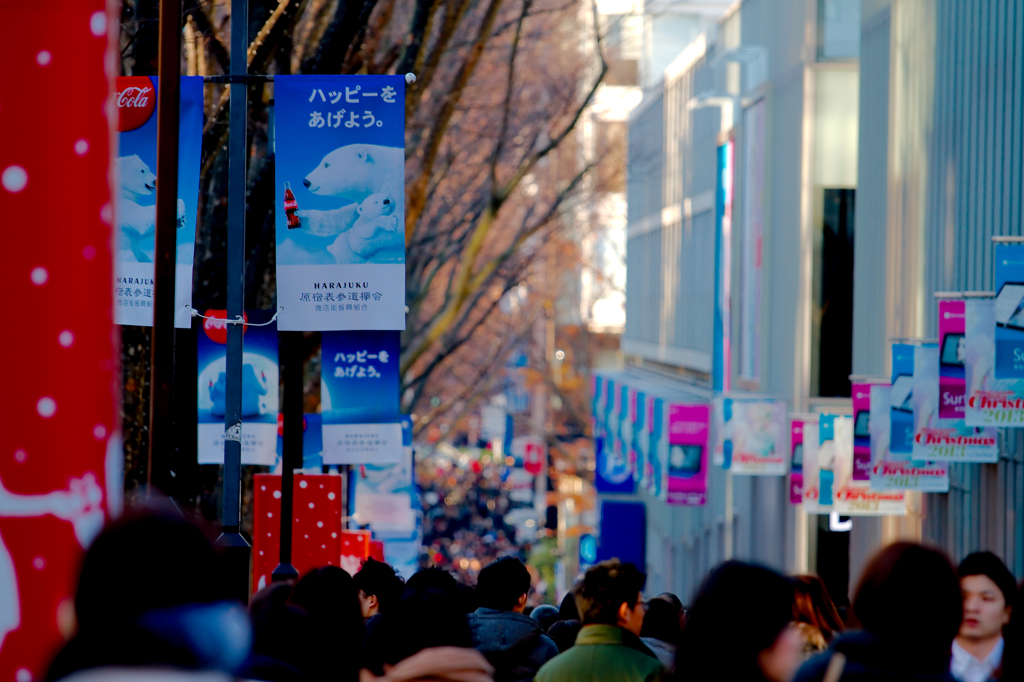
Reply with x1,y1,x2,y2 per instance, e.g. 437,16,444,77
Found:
197,310,279,465
114,76,203,327
868,383,949,492
965,297,1024,425
913,344,998,462
274,76,406,331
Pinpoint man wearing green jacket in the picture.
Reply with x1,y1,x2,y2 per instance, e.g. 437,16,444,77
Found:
536,560,663,682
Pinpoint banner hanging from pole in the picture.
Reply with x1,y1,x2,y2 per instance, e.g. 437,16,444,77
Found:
965,297,1024,425
938,300,967,418
994,243,1024,378
868,383,948,492
913,344,997,462
889,343,915,455
321,330,401,464
788,416,808,504
196,310,279,465
114,76,202,327
274,75,407,331
804,414,905,516
665,404,709,506
712,396,787,475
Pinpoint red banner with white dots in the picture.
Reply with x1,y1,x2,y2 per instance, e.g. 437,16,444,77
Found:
0,1,120,680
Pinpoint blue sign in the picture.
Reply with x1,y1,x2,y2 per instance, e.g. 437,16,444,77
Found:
994,243,1024,378
579,533,597,567
274,75,406,331
196,310,279,465
890,344,915,454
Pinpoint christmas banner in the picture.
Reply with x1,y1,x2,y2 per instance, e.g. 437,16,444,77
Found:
938,300,967,418
114,76,203,327
321,330,401,465
913,344,997,462
647,397,665,498
994,243,1024,378
869,384,948,492
666,404,709,506
965,297,1024,425
197,310,279,465
274,75,406,331
595,377,634,493
889,343,916,455
712,396,787,475
804,414,905,516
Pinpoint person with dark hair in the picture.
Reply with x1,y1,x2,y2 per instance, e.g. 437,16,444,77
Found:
244,581,312,682
531,604,561,632
791,575,843,659
952,552,1015,682
678,561,800,682
558,592,580,622
536,560,661,682
360,583,494,682
640,598,682,672
547,620,582,653
46,509,252,681
354,558,406,620
468,557,558,682
795,542,963,682
291,566,365,682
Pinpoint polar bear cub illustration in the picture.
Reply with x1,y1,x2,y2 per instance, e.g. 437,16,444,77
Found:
327,193,399,264
116,154,186,263
289,143,405,265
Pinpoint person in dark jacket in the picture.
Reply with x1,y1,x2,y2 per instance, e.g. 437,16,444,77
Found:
468,557,559,682
794,542,963,682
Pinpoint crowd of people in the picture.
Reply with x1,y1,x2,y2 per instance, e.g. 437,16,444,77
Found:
40,507,1024,682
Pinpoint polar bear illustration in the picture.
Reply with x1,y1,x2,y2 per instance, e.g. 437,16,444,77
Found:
327,194,399,264
115,155,186,263
288,143,405,265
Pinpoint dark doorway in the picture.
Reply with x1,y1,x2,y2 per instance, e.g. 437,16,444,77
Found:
816,514,851,610
819,189,855,397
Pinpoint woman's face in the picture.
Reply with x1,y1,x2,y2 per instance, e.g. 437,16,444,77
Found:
758,623,805,682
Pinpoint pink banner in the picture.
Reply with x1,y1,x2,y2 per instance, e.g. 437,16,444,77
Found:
789,419,804,504
851,383,874,480
666,404,709,506
938,300,967,419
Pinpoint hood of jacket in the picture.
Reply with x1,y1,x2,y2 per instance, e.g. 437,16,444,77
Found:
470,609,548,654
359,647,494,682
468,609,559,682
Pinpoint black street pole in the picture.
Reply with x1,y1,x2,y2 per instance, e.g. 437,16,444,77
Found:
148,0,181,496
215,0,251,603
272,331,302,582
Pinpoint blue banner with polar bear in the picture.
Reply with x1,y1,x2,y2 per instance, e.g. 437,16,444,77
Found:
274,76,406,331
114,76,203,328
197,310,279,465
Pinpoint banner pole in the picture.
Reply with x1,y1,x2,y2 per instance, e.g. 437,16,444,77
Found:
215,0,251,602
148,0,182,496
273,331,302,581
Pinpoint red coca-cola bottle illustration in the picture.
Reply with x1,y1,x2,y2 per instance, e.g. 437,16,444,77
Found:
284,181,301,229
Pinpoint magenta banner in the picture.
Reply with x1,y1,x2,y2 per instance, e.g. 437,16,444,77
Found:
851,383,874,481
789,418,804,504
666,404,709,506
938,299,967,419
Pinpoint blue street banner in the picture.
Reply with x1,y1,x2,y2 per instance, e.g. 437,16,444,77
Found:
114,76,203,327
889,344,915,454
595,377,635,493
966,297,1024,424
197,310,279,465
321,330,401,464
274,76,406,331
994,243,1024,378
913,345,997,462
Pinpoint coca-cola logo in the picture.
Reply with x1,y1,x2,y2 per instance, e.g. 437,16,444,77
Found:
116,76,156,132
202,310,249,345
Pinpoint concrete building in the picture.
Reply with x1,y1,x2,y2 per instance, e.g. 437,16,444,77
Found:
604,0,1024,602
